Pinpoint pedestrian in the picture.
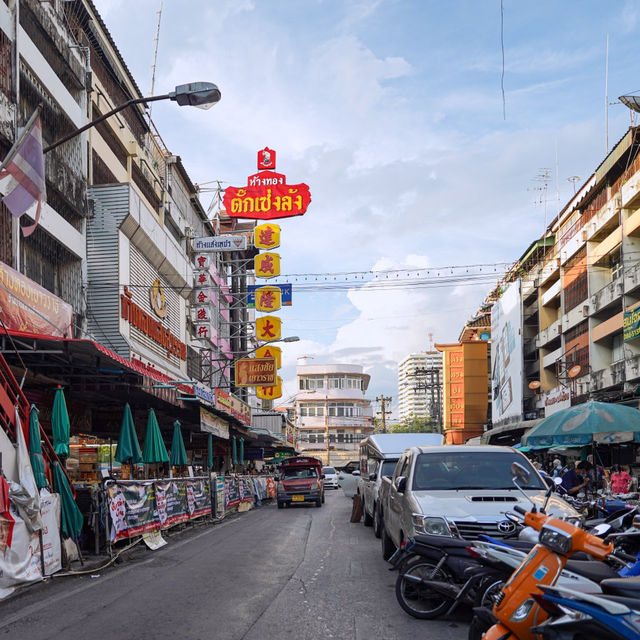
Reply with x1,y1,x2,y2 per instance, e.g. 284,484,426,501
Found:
587,454,607,491
561,460,590,496
551,459,564,478
610,464,632,494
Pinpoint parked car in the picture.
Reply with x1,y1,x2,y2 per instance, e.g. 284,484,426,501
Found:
378,445,578,560
339,460,360,474
357,432,443,537
277,456,325,508
322,466,339,489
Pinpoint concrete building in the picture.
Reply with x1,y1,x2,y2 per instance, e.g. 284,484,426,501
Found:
397,351,443,424
295,362,374,465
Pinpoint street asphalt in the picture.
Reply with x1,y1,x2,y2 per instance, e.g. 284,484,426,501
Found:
0,490,470,640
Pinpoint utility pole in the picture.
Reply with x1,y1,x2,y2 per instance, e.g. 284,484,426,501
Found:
377,395,392,433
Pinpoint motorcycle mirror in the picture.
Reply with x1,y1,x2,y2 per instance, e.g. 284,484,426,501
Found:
554,477,562,486
592,523,611,537
511,462,531,485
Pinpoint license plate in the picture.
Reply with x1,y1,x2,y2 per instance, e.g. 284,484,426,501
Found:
292,495,304,502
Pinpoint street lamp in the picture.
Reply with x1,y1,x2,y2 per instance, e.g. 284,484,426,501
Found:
44,82,222,153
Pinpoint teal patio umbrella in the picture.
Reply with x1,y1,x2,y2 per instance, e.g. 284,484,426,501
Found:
207,433,213,469
28,405,49,489
231,436,237,465
170,420,188,466
522,401,640,447
239,437,245,466
142,409,169,464
115,403,142,465
51,386,70,458
53,462,83,539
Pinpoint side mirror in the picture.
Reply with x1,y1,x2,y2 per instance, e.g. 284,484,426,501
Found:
320,474,325,479
511,461,531,486
554,477,562,486
543,476,555,489
369,473,377,481
352,470,360,476
395,476,407,493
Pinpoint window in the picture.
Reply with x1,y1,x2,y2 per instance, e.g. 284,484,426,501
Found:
299,376,324,390
328,376,343,389
610,250,622,281
612,333,624,363
300,404,325,417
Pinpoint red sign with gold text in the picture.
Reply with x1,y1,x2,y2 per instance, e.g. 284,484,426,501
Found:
0,260,72,337
223,149,311,220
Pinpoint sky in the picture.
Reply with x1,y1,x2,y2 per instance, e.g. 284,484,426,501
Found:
92,0,640,414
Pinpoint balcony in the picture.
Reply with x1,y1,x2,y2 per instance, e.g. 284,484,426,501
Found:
584,195,621,241
622,169,640,208
542,346,562,369
539,257,560,286
591,278,623,314
625,353,640,382
541,279,561,307
562,304,588,332
625,260,640,295
591,360,626,391
539,322,562,347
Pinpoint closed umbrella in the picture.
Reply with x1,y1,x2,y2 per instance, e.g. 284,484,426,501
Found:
53,461,83,539
207,433,213,469
231,436,237,466
239,437,244,466
51,386,70,458
170,420,188,466
115,403,142,464
142,409,169,463
28,405,49,489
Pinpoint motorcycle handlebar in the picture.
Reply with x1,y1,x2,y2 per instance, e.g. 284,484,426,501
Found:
513,505,527,516
612,550,638,564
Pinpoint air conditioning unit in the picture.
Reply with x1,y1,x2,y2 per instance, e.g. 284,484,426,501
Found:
582,304,590,318
581,229,588,242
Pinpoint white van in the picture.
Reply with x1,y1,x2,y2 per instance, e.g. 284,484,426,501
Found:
357,432,443,537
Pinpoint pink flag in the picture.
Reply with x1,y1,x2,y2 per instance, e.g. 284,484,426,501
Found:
0,107,46,237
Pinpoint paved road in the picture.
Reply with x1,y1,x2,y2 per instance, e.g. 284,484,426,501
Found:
0,491,470,640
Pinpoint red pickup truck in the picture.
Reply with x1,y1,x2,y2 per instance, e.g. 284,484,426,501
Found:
277,456,325,508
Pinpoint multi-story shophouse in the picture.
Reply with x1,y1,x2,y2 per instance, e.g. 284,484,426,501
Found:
397,351,443,425
295,361,374,466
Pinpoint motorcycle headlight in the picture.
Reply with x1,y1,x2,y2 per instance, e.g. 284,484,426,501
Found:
510,598,535,622
411,513,452,537
539,525,572,555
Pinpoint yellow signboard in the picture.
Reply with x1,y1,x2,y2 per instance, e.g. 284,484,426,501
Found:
255,286,282,312
254,223,280,249
255,344,282,369
255,315,281,341
254,252,280,279
256,376,282,400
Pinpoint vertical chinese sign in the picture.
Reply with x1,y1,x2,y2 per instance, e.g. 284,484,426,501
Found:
222,148,311,405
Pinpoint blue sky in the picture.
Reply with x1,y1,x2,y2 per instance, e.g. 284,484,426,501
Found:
93,0,640,411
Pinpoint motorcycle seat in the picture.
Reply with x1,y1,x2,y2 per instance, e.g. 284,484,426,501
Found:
596,593,640,610
412,533,470,550
564,559,620,583
601,576,640,599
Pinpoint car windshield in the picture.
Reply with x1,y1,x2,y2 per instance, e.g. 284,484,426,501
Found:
323,467,336,474
381,460,398,477
412,452,545,491
283,468,318,479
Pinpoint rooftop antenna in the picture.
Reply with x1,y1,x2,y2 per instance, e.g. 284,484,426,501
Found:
148,2,163,115
428,332,434,351
567,175,581,195
529,168,551,231
605,33,609,153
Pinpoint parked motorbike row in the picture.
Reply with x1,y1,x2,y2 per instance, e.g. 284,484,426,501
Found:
387,463,640,639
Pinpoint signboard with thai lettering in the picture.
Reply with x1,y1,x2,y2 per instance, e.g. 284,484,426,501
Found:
215,388,252,426
200,407,229,439
235,357,277,387
0,260,72,337
624,308,640,342
223,148,311,220
192,236,247,252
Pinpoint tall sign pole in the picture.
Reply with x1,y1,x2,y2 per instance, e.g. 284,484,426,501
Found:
377,395,392,433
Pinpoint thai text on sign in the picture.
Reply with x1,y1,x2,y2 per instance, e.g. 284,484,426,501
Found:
235,357,277,387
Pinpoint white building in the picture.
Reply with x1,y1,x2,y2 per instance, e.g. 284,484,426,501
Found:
296,362,374,465
397,352,443,423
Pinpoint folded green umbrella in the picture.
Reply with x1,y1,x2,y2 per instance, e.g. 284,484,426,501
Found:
115,403,142,464
239,437,244,466
207,433,213,469
53,461,83,539
170,420,188,466
51,386,70,458
232,436,237,465
28,404,49,489
142,409,169,464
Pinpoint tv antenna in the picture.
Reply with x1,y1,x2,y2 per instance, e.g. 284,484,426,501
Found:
529,168,551,230
148,3,163,114
567,176,580,195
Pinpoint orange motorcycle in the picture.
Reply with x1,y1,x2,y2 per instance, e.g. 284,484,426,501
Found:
470,462,618,640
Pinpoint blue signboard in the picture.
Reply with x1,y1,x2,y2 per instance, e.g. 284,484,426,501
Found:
247,284,292,307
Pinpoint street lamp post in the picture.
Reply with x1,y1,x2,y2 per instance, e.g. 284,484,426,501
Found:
43,82,221,154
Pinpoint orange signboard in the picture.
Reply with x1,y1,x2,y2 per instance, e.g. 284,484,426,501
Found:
235,357,277,387
436,342,488,445
255,345,282,369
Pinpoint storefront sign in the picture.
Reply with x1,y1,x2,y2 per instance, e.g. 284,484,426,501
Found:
235,357,277,387
215,389,252,426
247,284,292,307
544,386,571,417
192,236,247,252
223,148,311,220
0,260,72,337
255,345,281,369
256,376,283,400
149,278,167,319
254,252,281,279
120,295,186,360
255,286,282,312
254,223,280,249
194,385,214,405
255,315,282,341
624,308,640,342
200,407,229,439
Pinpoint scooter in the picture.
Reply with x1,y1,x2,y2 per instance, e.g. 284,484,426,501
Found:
469,461,624,640
531,582,640,639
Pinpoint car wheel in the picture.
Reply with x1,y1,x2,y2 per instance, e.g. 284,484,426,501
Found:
395,558,453,619
277,501,284,509
381,526,396,561
316,499,322,507
363,500,373,526
373,503,382,538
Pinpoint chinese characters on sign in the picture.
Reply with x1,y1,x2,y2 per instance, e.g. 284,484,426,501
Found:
255,286,282,312
254,252,281,279
255,316,281,341
254,223,280,249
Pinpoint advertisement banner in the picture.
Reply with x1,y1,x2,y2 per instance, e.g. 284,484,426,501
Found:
39,489,62,576
0,505,42,600
235,357,277,387
155,481,189,528
624,308,640,342
224,478,240,507
200,407,229,439
107,482,158,542
0,260,72,337
215,389,252,426
491,280,523,425
186,479,211,518
544,386,571,417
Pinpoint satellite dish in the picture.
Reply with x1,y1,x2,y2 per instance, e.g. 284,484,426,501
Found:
620,95,640,113
568,365,582,379
528,380,541,390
